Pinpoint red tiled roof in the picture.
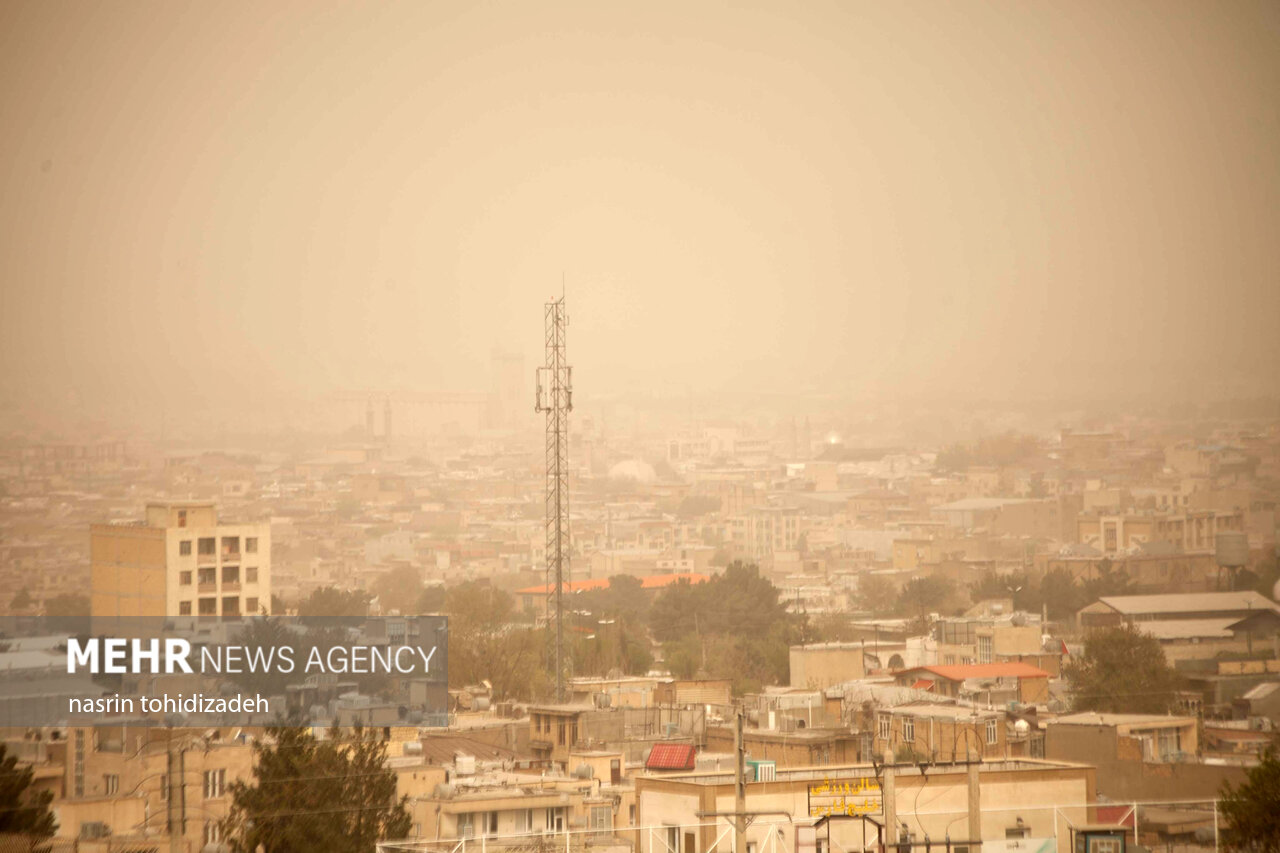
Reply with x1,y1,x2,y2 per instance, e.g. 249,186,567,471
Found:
646,742,697,771
898,663,1050,681
518,573,709,596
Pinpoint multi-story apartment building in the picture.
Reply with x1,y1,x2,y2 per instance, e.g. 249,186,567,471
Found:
862,702,1008,763
90,501,270,636
1076,508,1245,555
731,505,801,558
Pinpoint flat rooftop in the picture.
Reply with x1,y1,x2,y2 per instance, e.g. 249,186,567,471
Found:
645,759,1085,786
1049,712,1195,727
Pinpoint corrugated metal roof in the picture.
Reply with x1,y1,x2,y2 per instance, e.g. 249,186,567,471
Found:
899,662,1050,681
1098,591,1280,615
1241,682,1280,700
418,736,518,764
1135,618,1238,640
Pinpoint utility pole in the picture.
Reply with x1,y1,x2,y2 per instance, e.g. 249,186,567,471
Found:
734,705,747,853
167,732,185,853
536,295,572,702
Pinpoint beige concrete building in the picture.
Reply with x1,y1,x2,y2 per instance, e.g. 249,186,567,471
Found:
789,643,866,689
934,619,1043,667
862,703,1008,763
1076,508,1245,555
1043,712,1249,802
91,502,271,636
634,759,1095,853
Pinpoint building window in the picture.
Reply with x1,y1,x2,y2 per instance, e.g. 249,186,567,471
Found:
159,775,167,800
246,597,259,614
978,636,993,664
221,536,240,557
179,540,192,556
222,566,240,585
986,719,998,745
878,714,891,740
104,774,119,795
591,806,611,831
198,567,216,586
204,768,225,799
246,566,258,583
198,538,216,556
180,571,192,586
179,602,192,616
204,822,222,845
199,598,217,616
246,537,258,554
903,717,915,742
515,809,533,833
178,510,187,527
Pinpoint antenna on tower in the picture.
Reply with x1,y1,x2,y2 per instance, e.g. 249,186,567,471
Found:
535,292,572,701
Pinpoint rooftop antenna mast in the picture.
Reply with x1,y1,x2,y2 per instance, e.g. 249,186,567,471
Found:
536,292,572,701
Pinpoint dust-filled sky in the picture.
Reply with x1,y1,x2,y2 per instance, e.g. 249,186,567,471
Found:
2,0,1278,417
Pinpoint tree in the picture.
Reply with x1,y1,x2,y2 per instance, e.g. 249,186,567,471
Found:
1081,558,1134,602
967,571,1034,611
896,577,954,626
442,583,542,698
676,495,721,519
1037,568,1088,622
0,742,57,840
444,582,513,629
571,576,655,677
647,563,801,694
44,593,90,634
225,725,411,852
448,625,547,699
373,565,423,614
1218,746,1280,851
416,584,446,614
856,575,898,617
1064,624,1180,714
227,617,300,696
298,587,370,628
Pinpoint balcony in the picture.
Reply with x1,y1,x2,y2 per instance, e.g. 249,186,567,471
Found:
198,613,217,624
221,612,241,623
222,582,240,593
198,583,217,594
197,553,218,565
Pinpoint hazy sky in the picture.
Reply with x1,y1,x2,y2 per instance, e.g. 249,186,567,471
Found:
2,0,1277,418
